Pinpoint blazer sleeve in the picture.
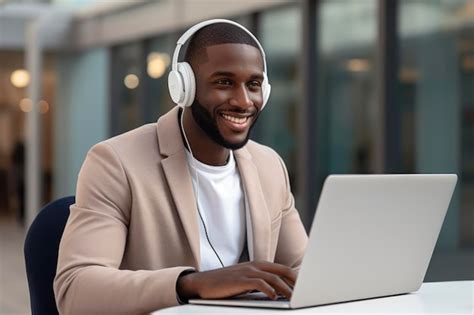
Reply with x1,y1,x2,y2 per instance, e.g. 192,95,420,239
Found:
273,155,308,269
53,142,194,314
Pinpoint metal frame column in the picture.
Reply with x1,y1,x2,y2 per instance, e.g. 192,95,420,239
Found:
298,0,319,230
376,0,400,173
25,20,43,227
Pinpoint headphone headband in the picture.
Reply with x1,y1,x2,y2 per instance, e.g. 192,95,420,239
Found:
171,19,267,74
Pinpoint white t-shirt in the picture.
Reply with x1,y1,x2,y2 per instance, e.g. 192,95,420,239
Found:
185,150,246,271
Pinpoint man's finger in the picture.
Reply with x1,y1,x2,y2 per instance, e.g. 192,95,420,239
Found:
244,278,278,300
252,261,298,284
247,270,293,299
281,275,295,289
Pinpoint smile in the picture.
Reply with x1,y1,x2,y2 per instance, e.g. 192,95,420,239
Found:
221,114,249,124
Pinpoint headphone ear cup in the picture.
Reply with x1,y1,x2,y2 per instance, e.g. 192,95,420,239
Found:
261,73,271,110
168,69,185,105
178,62,196,108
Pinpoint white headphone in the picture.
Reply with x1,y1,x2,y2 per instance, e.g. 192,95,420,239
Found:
168,19,271,109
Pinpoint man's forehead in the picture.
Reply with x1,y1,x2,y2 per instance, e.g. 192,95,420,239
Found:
197,43,264,72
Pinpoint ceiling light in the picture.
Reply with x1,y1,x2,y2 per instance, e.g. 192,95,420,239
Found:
11,69,30,88
38,100,49,114
345,59,370,72
19,98,33,112
124,74,139,89
147,52,170,79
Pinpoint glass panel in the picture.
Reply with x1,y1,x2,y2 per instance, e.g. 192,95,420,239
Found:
143,34,176,122
110,42,142,135
257,5,302,198
317,0,378,175
0,52,54,219
0,52,27,219
398,0,474,280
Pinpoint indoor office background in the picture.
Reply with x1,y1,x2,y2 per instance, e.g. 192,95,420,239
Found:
0,0,473,313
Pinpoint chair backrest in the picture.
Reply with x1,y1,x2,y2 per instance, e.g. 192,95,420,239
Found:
24,196,74,315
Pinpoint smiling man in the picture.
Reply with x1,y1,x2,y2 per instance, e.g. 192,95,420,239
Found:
182,42,263,164
54,20,308,314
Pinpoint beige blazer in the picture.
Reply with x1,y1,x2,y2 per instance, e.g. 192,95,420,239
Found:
54,107,308,314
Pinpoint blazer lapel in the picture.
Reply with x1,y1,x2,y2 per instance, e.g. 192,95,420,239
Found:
161,153,200,268
156,108,200,268
235,148,271,262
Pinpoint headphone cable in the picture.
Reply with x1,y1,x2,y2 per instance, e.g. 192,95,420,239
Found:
180,109,225,269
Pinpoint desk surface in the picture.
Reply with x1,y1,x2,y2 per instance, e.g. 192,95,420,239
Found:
153,281,473,314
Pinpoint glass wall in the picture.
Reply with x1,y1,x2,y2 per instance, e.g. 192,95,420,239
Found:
313,0,473,280
53,48,109,198
0,52,27,220
317,0,378,175
398,0,474,252
111,35,178,135
0,52,54,222
142,34,176,123
110,42,143,136
256,5,303,201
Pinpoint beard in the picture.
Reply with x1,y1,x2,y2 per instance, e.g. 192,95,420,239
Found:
190,99,259,150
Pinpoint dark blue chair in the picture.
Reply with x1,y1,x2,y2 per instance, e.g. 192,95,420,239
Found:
24,196,74,315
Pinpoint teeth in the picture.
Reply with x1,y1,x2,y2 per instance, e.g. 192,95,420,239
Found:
222,114,248,124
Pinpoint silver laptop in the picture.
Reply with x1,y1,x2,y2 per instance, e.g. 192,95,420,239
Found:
189,174,457,309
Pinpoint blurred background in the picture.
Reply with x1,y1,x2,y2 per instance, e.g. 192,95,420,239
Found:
0,0,473,313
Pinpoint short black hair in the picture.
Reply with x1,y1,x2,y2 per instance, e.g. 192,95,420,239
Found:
184,22,261,68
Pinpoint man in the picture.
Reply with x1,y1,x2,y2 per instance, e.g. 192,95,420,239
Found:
54,20,308,314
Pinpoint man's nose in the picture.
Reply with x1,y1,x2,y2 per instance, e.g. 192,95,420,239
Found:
229,84,253,108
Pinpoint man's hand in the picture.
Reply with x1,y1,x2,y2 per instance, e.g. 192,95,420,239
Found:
176,261,297,301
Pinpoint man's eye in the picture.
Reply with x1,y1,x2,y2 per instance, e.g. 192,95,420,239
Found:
216,79,232,86
248,80,262,87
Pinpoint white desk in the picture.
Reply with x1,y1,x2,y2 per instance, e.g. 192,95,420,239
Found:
153,281,473,314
